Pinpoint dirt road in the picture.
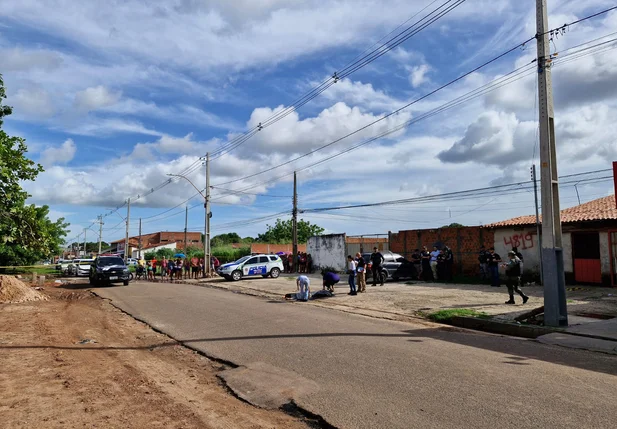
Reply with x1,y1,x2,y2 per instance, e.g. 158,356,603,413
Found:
0,285,309,429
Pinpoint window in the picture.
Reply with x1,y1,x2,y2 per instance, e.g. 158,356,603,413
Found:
269,256,278,261
246,257,259,265
259,256,269,263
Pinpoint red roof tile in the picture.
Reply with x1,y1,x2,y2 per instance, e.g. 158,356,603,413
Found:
488,195,616,227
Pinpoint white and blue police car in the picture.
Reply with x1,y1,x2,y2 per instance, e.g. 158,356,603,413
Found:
217,254,284,281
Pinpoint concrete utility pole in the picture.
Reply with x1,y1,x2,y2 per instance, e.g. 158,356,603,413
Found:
531,165,543,283
292,171,298,273
98,215,103,255
83,228,87,258
536,0,567,326
138,218,142,259
205,153,211,276
184,206,188,253
125,198,131,263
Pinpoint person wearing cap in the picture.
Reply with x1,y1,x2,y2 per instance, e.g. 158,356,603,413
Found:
502,251,529,305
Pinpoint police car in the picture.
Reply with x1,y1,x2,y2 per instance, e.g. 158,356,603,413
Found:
217,254,284,281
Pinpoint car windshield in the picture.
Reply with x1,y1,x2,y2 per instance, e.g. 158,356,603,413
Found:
233,256,251,264
98,257,125,267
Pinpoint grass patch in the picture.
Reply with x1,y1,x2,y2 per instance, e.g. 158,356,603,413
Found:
428,309,492,323
0,266,60,276
567,299,574,303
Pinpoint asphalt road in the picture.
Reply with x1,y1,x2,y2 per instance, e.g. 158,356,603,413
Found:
95,282,617,429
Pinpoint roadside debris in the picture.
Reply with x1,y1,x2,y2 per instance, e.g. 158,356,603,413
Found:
76,339,97,345
0,275,48,304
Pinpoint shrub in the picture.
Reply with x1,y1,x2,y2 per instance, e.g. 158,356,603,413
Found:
211,246,250,264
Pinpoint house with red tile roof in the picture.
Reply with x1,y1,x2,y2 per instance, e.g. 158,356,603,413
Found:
488,195,617,286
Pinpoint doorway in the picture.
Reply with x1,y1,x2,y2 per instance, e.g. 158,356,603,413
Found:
571,232,601,284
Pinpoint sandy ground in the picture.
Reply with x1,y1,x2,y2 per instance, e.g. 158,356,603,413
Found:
185,275,617,322
0,285,309,429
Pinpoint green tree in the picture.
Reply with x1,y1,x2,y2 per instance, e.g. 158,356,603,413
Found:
257,218,324,243
441,223,465,228
0,75,70,265
211,232,242,247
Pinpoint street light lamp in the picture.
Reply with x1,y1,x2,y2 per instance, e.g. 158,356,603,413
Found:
167,159,211,277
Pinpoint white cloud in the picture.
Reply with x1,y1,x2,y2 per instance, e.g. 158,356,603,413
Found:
409,64,431,88
39,138,77,167
10,86,56,118
0,47,63,71
73,86,122,112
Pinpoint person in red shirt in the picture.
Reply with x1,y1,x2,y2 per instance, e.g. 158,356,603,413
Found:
191,256,199,279
151,258,157,279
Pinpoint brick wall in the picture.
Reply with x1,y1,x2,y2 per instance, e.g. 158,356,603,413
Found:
250,243,307,254
160,232,203,249
389,226,494,275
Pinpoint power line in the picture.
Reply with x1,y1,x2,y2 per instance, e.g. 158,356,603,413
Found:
216,32,617,195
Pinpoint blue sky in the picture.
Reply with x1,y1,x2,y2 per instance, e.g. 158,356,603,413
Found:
1,0,616,245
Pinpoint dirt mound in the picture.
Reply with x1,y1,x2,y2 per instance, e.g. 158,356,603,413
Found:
0,275,48,304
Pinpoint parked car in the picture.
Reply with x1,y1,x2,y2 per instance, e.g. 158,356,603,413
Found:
361,251,417,282
89,256,131,286
76,259,95,277
56,259,72,274
67,259,80,276
217,254,283,281
126,258,138,266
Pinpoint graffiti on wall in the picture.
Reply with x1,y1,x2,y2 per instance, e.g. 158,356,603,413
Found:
503,232,535,250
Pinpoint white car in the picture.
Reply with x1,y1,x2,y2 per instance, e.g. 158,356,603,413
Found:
75,259,95,277
126,258,138,266
217,254,283,281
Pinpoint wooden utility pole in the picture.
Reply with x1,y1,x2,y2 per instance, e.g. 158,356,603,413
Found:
124,198,131,263
292,171,298,273
536,0,567,326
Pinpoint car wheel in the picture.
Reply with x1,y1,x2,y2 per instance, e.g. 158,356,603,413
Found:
381,270,388,281
231,270,242,281
270,267,281,278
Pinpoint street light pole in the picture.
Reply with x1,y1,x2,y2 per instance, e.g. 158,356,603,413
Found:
167,163,211,276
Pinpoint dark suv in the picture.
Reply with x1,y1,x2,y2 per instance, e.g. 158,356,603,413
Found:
89,256,130,286
362,251,417,282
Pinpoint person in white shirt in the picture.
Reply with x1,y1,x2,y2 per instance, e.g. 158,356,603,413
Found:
295,275,311,301
347,255,357,296
429,246,441,280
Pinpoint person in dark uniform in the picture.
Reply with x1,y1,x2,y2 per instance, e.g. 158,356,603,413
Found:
486,247,502,287
443,245,454,282
411,249,422,280
420,246,433,281
502,251,529,304
370,247,384,286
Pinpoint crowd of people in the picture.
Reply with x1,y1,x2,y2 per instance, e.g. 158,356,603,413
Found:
283,252,313,273
135,255,220,283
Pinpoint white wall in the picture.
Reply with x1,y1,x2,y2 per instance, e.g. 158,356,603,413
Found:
134,242,177,259
493,227,541,274
308,234,347,272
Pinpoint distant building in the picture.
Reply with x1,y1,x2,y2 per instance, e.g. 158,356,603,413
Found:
109,231,203,258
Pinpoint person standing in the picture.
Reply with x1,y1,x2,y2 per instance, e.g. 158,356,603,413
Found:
306,253,313,274
190,255,199,279
161,257,168,282
411,249,422,280
429,246,441,280
478,246,489,280
370,247,384,286
486,247,502,287
512,247,524,286
420,246,432,281
355,252,366,293
502,251,529,304
347,255,357,295
443,245,454,282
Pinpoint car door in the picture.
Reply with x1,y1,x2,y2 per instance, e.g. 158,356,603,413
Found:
242,256,261,276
